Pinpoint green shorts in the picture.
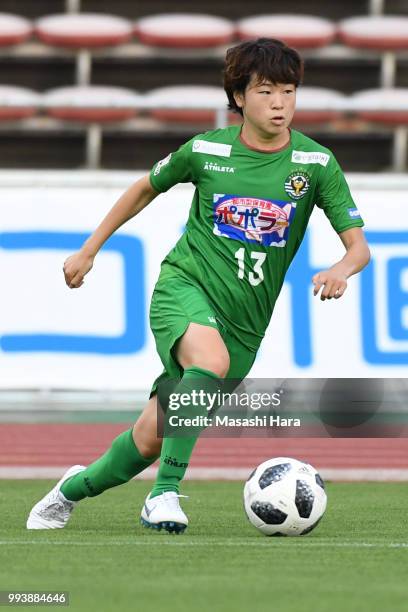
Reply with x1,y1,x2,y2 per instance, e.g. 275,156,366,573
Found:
149,270,257,396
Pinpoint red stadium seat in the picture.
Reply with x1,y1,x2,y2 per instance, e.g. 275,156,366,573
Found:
351,88,408,171
35,14,133,85
145,85,231,124
0,86,39,120
351,88,408,124
237,15,336,48
35,13,133,48
43,85,142,169
294,87,345,124
43,85,141,122
338,16,408,50
0,13,32,46
135,14,235,48
339,16,408,88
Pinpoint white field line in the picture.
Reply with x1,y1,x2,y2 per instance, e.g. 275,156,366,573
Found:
1,466,408,481
0,540,407,549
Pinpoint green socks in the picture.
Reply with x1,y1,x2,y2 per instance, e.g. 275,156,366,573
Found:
60,367,222,502
150,366,222,498
60,428,158,502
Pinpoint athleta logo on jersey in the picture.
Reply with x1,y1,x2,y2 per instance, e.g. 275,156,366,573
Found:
203,161,235,173
213,194,297,247
284,171,310,200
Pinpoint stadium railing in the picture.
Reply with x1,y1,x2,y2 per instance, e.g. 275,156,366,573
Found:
61,0,396,17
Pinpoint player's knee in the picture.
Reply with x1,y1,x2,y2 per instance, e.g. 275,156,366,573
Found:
135,435,161,459
190,351,230,378
139,439,161,459
177,323,230,378
210,354,230,378
132,422,161,459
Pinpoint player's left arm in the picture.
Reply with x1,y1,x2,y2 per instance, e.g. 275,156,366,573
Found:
312,227,370,301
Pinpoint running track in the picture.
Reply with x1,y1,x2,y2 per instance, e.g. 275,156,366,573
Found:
1,424,408,480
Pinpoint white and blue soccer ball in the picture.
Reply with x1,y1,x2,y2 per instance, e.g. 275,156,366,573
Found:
243,457,327,536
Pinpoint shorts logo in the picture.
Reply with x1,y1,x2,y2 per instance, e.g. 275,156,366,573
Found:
213,194,297,247
192,140,232,157
153,153,172,176
348,207,361,218
291,150,330,167
284,171,310,200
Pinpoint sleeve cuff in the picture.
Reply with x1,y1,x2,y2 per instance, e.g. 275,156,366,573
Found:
149,170,165,193
333,219,365,234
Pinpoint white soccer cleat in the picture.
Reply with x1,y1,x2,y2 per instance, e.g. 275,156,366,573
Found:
140,491,189,534
26,465,86,530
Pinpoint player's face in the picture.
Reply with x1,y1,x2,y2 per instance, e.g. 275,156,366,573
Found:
234,76,296,139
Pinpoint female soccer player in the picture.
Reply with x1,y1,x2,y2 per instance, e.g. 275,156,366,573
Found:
27,38,370,533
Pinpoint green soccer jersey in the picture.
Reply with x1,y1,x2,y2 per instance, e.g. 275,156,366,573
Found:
149,125,364,351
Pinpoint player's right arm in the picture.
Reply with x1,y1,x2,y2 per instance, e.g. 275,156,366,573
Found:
64,136,196,289
63,175,159,289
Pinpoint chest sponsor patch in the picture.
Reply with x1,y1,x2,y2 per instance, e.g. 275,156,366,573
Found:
213,194,297,247
192,139,232,157
291,150,330,167
284,171,311,200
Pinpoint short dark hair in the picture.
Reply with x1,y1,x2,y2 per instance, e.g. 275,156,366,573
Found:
223,38,304,116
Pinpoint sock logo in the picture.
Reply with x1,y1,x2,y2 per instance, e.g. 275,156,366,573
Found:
84,476,95,495
164,456,188,468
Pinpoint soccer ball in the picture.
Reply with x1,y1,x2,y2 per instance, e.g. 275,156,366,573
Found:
243,457,327,536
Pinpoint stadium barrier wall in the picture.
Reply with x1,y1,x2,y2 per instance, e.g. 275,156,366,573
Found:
0,170,407,390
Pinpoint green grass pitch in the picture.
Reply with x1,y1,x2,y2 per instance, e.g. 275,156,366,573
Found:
0,481,407,612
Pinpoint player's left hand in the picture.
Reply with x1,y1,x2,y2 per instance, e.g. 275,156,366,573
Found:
312,267,348,301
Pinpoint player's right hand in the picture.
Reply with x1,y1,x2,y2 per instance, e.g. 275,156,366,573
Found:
63,250,94,289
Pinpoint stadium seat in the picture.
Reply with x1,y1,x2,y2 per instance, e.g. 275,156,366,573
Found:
43,85,142,168
35,13,132,48
0,13,32,46
338,16,408,50
35,14,133,84
135,14,235,48
145,85,231,126
338,16,408,87
236,15,336,48
351,88,408,170
43,85,141,122
293,87,345,124
351,88,408,124
0,86,39,120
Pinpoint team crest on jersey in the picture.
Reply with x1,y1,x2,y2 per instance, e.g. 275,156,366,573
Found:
284,171,310,200
213,194,297,247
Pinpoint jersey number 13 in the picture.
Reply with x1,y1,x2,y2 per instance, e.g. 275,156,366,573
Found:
234,248,266,287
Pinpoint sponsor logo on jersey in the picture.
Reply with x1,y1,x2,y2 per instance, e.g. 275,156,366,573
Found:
284,171,311,200
153,153,172,175
203,161,235,173
348,207,361,218
192,139,232,157
291,150,330,167
213,194,297,247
